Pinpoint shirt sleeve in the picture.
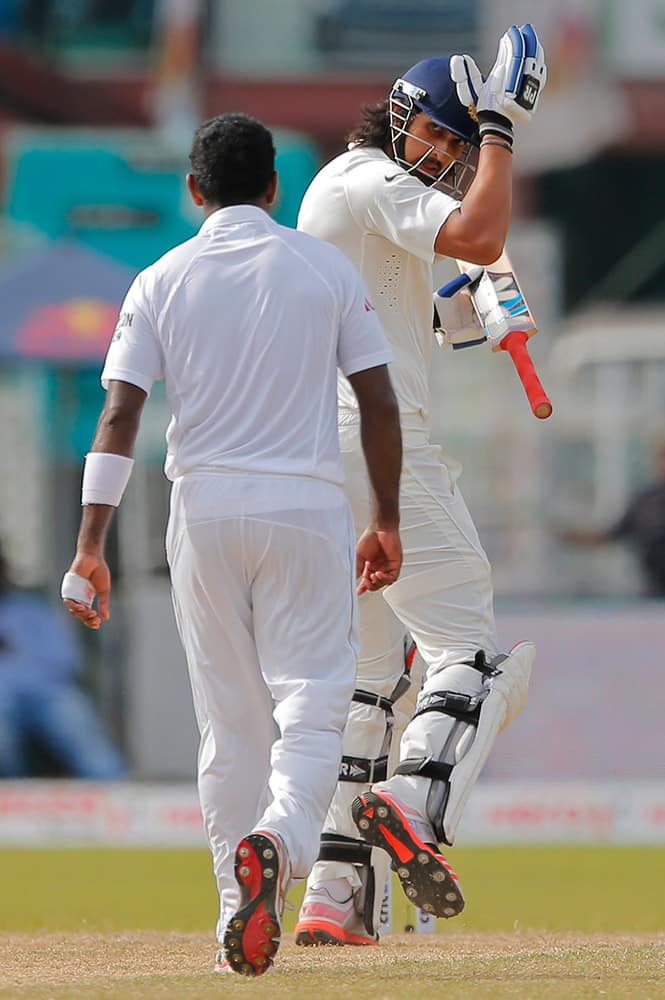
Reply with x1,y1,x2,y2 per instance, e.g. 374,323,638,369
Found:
101,269,164,395
336,256,394,376
347,161,460,263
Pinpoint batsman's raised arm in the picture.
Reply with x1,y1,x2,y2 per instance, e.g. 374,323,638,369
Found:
436,23,547,263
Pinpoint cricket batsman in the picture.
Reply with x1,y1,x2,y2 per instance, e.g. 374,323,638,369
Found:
294,25,547,945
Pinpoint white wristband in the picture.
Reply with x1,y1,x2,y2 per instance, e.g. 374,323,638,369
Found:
81,452,134,507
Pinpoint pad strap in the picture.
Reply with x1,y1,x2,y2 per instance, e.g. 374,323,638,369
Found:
394,757,453,782
466,649,505,678
352,689,395,714
409,650,504,726
337,651,414,784
339,754,388,784
414,690,483,724
318,834,372,866
317,834,376,937
337,684,400,784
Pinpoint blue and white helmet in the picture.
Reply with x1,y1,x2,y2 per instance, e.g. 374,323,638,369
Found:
390,56,480,198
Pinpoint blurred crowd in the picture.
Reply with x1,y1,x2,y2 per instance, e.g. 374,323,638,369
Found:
0,538,125,779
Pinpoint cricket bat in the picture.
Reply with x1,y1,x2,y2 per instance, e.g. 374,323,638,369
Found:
438,252,553,420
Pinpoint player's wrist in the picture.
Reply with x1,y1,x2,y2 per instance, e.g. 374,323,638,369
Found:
477,110,514,147
480,138,513,154
370,512,400,532
74,545,104,561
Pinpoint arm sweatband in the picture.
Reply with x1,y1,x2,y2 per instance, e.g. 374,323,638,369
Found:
81,452,134,507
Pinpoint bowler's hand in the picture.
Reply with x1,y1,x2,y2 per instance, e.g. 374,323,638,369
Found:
356,526,402,595
62,552,111,629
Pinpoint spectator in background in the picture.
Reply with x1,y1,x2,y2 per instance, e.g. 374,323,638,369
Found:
0,538,125,778
562,438,665,597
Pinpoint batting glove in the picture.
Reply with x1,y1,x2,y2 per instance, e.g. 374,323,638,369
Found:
477,23,547,146
433,281,486,350
449,53,483,110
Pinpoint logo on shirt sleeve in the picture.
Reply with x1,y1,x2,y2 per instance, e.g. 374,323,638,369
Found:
363,297,376,313
112,311,134,341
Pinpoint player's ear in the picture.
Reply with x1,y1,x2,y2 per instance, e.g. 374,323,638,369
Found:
186,172,205,207
265,171,278,208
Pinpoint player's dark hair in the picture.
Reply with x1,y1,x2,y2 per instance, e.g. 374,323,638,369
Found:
189,113,276,207
346,100,392,149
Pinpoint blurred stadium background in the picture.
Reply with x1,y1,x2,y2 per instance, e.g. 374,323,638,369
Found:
0,0,663,858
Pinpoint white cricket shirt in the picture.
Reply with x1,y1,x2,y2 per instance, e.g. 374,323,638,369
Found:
102,204,392,485
297,146,460,419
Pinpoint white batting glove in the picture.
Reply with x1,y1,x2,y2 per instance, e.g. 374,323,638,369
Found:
449,53,483,110
477,23,547,145
433,287,485,350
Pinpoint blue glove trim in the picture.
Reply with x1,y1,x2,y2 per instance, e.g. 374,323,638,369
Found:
506,25,525,95
521,23,538,59
462,55,479,104
451,336,487,351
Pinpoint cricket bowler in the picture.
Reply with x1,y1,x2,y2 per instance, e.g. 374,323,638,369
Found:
61,113,403,976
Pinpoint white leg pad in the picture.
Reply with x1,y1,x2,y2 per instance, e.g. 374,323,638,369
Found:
443,640,534,842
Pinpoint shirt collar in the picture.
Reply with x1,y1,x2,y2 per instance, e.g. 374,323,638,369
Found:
198,204,273,235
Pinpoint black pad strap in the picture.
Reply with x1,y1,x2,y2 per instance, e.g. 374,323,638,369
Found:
415,690,482,724
318,834,371,866
317,834,377,937
465,649,503,678
339,754,388,784
394,757,453,782
352,688,394,714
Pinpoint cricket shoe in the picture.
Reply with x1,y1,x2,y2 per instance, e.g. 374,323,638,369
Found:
213,952,232,974
352,790,465,918
295,878,379,946
222,830,290,976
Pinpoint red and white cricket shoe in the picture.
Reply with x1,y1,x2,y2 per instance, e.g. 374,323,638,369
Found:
352,789,465,918
295,877,379,946
222,830,290,976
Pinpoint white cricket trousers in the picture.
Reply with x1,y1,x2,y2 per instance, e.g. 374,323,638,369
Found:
166,473,358,940
308,414,498,889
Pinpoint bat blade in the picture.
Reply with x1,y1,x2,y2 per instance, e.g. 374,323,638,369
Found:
456,251,552,420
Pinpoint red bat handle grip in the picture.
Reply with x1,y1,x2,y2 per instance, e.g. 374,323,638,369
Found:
499,331,553,419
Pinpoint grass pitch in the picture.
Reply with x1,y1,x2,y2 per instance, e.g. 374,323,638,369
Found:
0,846,663,999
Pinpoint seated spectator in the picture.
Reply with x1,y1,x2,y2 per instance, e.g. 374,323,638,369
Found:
561,437,665,598
0,538,125,778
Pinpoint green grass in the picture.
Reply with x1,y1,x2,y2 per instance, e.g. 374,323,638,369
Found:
1,848,664,1000
0,847,216,933
1,845,663,933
